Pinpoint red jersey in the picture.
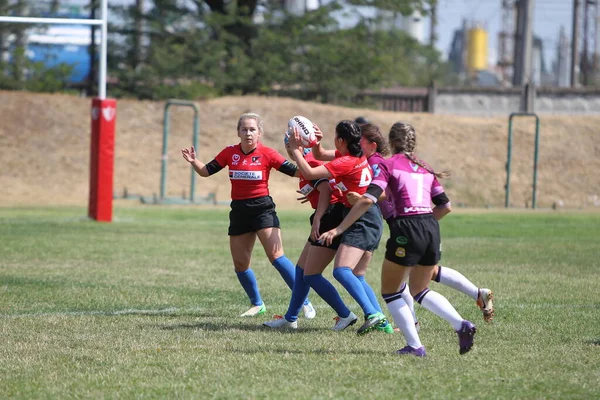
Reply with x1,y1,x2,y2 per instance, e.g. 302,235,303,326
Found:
324,150,372,208
298,152,339,209
212,143,294,200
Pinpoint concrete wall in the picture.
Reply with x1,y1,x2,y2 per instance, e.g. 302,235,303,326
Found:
435,87,600,116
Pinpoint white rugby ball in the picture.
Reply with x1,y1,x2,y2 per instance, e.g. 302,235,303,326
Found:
288,116,318,148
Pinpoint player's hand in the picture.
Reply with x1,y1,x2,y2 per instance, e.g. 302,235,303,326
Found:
295,191,310,204
346,191,360,205
181,146,196,163
318,228,341,247
313,124,323,144
288,126,302,149
310,218,321,242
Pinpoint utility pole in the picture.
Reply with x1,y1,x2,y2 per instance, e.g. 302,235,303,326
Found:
134,0,145,69
596,0,600,83
513,0,534,86
556,26,570,86
429,1,438,47
582,0,590,85
498,0,515,84
582,0,599,85
571,0,580,86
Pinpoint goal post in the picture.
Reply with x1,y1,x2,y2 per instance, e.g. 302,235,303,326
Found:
0,0,115,222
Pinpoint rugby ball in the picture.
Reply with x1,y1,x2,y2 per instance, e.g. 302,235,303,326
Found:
288,116,318,148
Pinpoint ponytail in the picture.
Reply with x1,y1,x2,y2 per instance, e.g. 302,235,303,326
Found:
389,121,450,179
335,120,363,157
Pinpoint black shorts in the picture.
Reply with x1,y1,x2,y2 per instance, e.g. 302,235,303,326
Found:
228,196,280,236
385,213,441,266
308,203,345,250
340,204,383,252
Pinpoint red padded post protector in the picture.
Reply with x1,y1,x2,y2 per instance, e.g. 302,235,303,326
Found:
88,98,117,222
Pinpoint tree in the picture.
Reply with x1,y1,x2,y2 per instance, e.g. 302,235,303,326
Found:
106,0,448,102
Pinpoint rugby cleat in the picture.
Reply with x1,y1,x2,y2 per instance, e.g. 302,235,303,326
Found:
302,301,317,319
240,303,266,317
457,320,477,355
396,345,426,357
357,312,386,336
332,311,358,331
477,288,494,322
263,315,298,330
377,319,395,334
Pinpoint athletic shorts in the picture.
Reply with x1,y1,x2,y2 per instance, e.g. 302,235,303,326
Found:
228,195,280,236
340,204,383,252
308,203,345,250
385,213,441,266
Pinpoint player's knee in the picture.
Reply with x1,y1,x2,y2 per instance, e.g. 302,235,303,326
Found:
267,251,284,264
411,287,430,303
332,267,349,282
232,260,250,272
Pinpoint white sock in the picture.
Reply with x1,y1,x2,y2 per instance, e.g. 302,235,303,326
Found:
385,297,422,348
419,290,464,331
400,283,418,323
437,266,479,300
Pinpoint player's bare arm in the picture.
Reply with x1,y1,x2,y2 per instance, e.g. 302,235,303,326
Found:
311,181,332,241
310,124,336,161
181,146,210,177
289,127,331,180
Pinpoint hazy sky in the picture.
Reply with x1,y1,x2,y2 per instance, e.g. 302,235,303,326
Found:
434,0,574,67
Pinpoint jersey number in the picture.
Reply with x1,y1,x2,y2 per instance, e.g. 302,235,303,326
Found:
410,173,424,204
359,167,372,187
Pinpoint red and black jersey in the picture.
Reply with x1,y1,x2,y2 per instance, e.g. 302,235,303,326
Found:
324,150,372,208
206,143,297,200
298,152,339,209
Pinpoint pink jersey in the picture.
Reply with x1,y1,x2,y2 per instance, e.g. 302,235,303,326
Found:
367,152,395,220
368,154,446,217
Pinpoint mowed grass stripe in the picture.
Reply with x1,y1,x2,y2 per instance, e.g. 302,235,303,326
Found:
0,207,599,399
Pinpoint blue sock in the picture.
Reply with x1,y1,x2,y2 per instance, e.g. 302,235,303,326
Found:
284,266,311,322
236,269,262,306
272,255,296,290
304,273,351,318
357,275,383,314
273,255,310,306
333,267,378,317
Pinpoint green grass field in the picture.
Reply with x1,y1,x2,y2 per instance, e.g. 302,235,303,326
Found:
1,207,599,399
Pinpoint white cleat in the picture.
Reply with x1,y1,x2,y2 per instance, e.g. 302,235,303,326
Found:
331,311,358,331
477,288,494,322
302,302,317,319
263,315,298,329
240,304,266,317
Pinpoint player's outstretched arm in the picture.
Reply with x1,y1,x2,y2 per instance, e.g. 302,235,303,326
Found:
310,124,336,161
181,146,210,177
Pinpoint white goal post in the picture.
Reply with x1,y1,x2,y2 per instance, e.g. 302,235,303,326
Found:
1,1,116,222
0,0,108,99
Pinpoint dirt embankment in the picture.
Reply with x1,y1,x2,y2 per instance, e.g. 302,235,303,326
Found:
1,91,599,209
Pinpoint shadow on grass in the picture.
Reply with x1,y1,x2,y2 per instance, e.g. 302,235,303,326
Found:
226,346,392,356
0,307,212,319
586,339,600,346
158,321,322,334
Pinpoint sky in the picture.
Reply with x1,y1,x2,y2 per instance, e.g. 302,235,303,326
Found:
46,0,579,69
433,0,575,68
